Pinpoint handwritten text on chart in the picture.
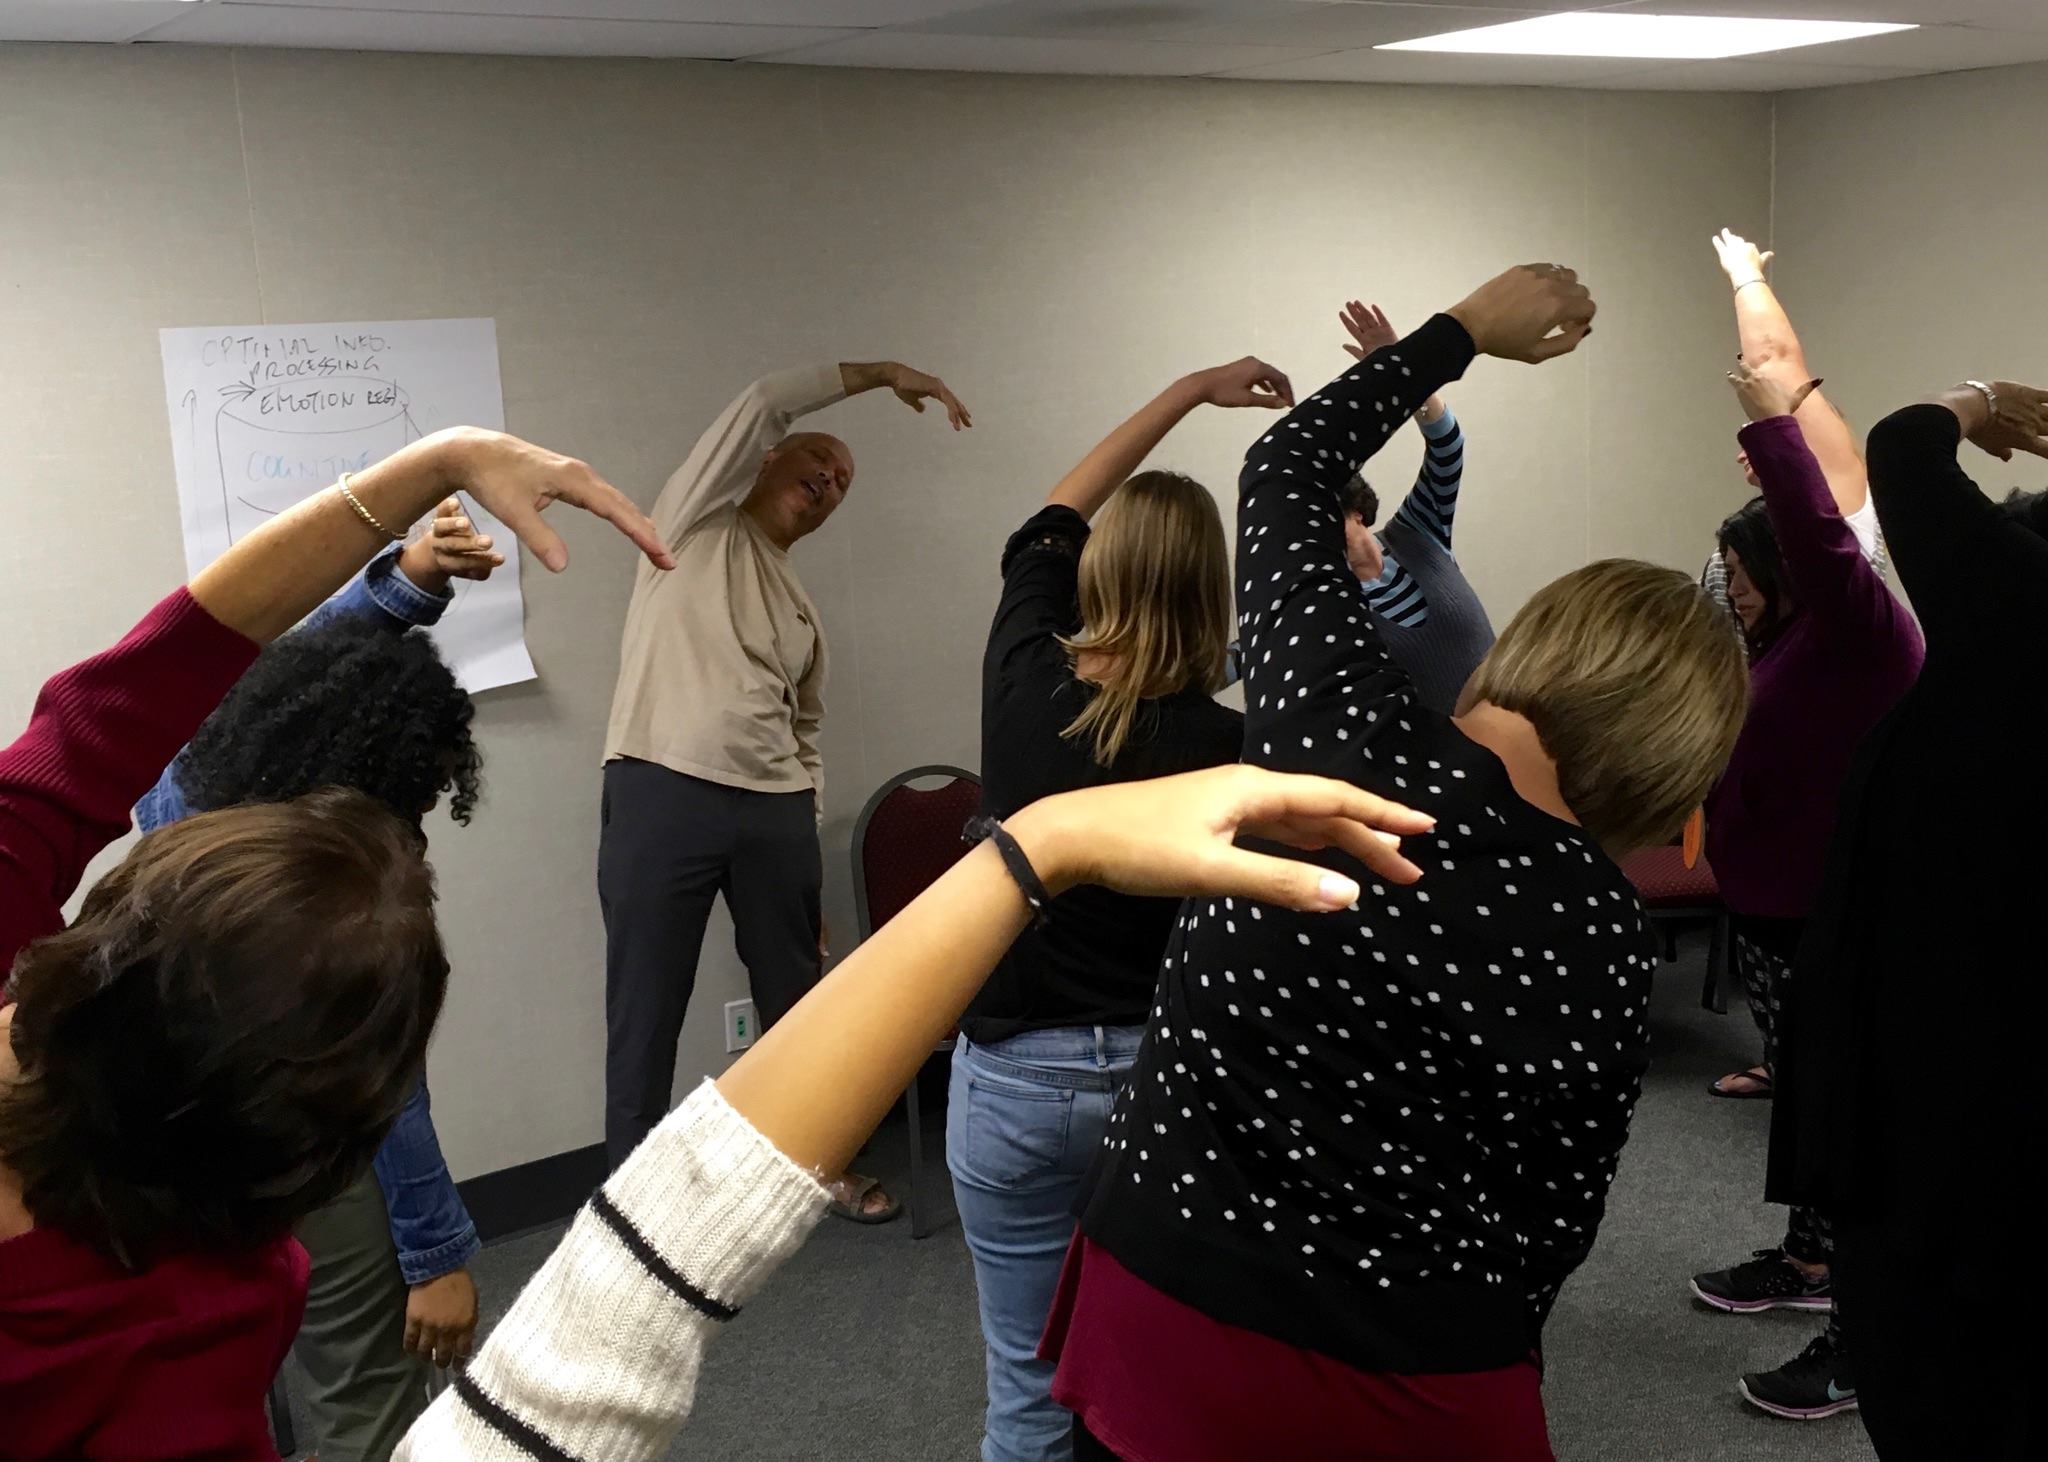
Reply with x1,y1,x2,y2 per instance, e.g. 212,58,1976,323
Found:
250,382,402,417
201,331,392,382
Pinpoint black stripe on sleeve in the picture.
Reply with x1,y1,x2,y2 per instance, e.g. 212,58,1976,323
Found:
451,1372,584,1462
590,1188,741,1323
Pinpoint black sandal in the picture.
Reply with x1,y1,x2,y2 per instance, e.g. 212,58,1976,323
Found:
1708,1065,1774,1100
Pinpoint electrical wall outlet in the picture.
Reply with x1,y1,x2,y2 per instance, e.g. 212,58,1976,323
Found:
724,999,758,1053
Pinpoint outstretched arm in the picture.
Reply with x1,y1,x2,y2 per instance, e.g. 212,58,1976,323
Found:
1866,379,2048,643
1046,358,1293,521
1238,265,1592,764
1711,229,1866,517
1726,366,1899,641
651,361,971,545
396,765,1432,1461
1339,302,1465,549
2,430,667,968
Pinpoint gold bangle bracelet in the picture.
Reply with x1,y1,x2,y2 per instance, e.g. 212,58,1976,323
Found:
338,472,405,542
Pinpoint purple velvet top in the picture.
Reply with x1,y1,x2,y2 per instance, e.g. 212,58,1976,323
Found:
1705,415,1924,920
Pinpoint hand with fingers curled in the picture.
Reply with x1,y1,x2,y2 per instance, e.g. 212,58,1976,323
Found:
886,363,973,431
1446,262,1596,365
1187,356,1295,411
1960,380,2048,462
1727,360,1821,424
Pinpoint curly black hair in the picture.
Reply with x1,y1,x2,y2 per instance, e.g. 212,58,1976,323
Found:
2000,486,2048,540
1342,471,1380,527
176,620,482,826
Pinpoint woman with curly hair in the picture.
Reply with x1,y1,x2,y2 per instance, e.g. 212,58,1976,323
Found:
1,425,668,1454
132,511,494,1459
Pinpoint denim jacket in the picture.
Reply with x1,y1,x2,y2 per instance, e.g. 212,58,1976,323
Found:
133,546,481,1285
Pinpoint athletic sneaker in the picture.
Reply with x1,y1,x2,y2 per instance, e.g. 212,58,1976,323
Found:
1690,1249,1833,1313
1740,1330,1858,1420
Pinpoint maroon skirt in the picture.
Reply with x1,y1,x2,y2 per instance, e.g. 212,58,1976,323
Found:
1043,1235,1557,1462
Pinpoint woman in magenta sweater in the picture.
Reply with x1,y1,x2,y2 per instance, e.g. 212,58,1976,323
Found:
1688,365,1924,1422
0,431,668,1456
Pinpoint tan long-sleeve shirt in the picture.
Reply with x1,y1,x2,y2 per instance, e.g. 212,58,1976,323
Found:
604,364,847,805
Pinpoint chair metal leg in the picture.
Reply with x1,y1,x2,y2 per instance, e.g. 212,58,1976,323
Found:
1703,914,1729,1013
907,1070,928,1241
269,1369,296,1456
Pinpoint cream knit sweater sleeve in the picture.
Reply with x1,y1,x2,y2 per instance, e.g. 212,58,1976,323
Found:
393,1081,829,1461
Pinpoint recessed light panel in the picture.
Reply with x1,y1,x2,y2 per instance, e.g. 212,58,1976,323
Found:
1378,13,1915,61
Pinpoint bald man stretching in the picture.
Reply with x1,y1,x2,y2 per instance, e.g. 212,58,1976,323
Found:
601,359,969,1221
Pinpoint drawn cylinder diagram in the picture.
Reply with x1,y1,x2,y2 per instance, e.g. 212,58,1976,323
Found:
215,375,414,543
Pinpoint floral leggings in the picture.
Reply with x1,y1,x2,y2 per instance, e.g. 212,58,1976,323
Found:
1732,915,1840,1341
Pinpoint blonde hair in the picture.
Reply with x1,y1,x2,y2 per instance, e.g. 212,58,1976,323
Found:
1462,559,1748,857
1060,471,1232,767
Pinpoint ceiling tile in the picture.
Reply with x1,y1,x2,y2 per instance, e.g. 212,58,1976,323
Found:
145,5,859,57
1600,0,2041,27
1583,57,1924,91
1214,45,1666,85
0,0,200,43
905,1,1351,41
1165,3,1557,48
220,0,997,22
765,29,1338,74
1772,22,2048,70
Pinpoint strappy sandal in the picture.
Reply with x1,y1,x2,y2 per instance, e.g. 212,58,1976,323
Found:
827,1173,902,1225
1708,1064,1774,1100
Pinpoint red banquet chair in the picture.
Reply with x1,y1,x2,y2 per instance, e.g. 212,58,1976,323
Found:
850,765,983,1239
1618,842,1730,1012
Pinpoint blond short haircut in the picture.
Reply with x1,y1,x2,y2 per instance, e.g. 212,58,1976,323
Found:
1461,559,1748,857
1061,470,1233,767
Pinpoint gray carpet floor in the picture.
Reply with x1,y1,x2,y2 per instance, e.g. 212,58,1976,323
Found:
298,929,1880,1459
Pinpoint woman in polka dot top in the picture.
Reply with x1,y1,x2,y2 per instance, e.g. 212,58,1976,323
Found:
1041,266,1751,1462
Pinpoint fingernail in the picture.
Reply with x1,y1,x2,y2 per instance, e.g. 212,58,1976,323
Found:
1316,872,1359,909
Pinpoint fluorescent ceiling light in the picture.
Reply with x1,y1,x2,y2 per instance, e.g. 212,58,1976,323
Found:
1378,13,1915,61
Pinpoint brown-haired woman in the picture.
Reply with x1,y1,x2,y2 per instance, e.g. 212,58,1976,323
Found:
1040,266,1750,1461
0,428,668,1453
953,356,1291,1462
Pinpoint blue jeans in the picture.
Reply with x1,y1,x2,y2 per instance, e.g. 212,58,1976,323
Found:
948,1025,1143,1462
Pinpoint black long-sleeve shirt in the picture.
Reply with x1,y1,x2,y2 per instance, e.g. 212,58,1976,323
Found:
1769,404,2048,1225
965,506,1244,1044
1077,315,1657,1375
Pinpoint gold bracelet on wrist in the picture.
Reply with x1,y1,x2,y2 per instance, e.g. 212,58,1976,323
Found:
338,472,406,542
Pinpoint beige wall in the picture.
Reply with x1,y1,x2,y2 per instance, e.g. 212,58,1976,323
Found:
1772,61,2048,456
0,43,1770,1177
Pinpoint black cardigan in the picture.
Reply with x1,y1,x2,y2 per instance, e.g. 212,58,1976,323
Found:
1769,404,2048,1226
1076,316,1658,1375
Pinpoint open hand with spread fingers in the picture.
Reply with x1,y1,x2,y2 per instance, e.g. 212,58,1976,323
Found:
1446,263,1595,364
1340,300,1401,360
423,427,673,573
1010,763,1434,911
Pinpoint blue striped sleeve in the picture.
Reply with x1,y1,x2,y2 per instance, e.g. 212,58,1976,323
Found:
1390,407,1464,552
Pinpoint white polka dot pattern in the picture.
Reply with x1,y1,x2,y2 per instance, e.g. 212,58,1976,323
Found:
1077,317,1658,1374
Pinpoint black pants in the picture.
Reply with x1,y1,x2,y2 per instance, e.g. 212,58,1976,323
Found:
1839,1191,2028,1458
599,758,821,1169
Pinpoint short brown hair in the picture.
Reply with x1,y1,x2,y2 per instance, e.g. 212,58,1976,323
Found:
0,789,448,1267
1462,560,1747,857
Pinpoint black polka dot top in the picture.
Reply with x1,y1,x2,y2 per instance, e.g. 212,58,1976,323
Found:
1075,315,1658,1376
